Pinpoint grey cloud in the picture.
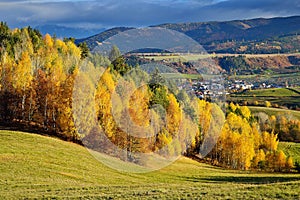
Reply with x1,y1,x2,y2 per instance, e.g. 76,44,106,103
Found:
0,0,299,29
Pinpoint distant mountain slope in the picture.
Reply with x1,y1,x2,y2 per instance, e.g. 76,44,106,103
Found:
156,16,300,53
156,16,300,44
36,24,105,39
75,27,134,50
77,16,300,54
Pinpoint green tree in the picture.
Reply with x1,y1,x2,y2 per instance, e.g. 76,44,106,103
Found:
109,45,121,62
78,42,90,59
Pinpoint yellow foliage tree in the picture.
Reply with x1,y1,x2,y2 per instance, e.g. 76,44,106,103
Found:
129,85,150,127
265,101,271,108
166,93,181,136
240,106,251,120
261,131,278,152
44,34,53,49
253,149,266,168
286,157,294,171
275,150,287,172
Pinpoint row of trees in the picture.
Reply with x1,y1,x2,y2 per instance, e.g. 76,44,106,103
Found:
0,22,296,171
257,112,300,143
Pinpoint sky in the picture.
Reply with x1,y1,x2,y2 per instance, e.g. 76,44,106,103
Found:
0,0,300,30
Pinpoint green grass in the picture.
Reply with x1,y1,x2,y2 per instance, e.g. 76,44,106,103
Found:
278,142,300,162
1,130,300,199
162,73,203,79
291,87,300,93
229,88,300,108
162,73,221,80
236,88,300,97
249,106,300,120
231,72,300,80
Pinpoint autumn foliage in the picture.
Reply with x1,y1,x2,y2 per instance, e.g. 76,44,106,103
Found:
0,23,296,171
204,103,294,171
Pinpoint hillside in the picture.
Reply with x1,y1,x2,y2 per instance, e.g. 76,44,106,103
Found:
219,54,300,73
77,16,300,54
156,16,300,53
75,27,134,50
229,88,300,109
1,130,300,199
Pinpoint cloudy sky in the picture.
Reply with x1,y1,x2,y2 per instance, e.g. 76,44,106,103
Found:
1,0,300,29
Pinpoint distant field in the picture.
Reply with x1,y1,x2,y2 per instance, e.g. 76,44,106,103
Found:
230,72,300,87
229,88,300,108
162,73,219,80
216,53,300,58
143,53,300,62
0,130,300,199
162,73,203,79
249,106,300,120
278,142,300,162
144,54,211,62
236,88,300,97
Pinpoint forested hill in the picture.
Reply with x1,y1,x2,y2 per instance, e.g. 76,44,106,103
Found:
156,16,300,44
77,16,300,54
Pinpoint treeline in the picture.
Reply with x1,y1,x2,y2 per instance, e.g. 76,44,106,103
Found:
191,103,295,171
0,22,82,141
0,22,296,171
257,113,300,143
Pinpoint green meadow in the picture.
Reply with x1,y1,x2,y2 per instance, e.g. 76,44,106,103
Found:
249,106,300,120
229,88,300,108
0,130,300,199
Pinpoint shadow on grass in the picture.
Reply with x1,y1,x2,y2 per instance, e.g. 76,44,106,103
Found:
181,176,300,184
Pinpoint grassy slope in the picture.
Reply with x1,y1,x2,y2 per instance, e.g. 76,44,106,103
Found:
249,106,300,120
0,130,300,199
278,142,300,162
234,88,300,97
229,88,300,108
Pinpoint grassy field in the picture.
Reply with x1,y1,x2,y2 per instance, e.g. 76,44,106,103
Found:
144,54,211,62
278,142,300,162
162,73,220,80
292,87,300,93
229,88,300,108
231,72,300,80
162,73,203,80
249,106,300,120
0,130,300,199
240,88,300,97
143,53,300,62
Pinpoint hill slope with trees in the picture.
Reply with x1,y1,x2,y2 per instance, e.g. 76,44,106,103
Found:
77,16,300,54
1,22,298,172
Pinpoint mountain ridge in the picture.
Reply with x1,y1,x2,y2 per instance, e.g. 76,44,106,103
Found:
76,15,300,54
